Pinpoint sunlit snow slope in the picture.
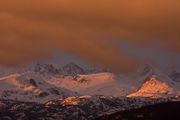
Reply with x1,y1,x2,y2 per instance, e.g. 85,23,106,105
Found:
0,72,76,102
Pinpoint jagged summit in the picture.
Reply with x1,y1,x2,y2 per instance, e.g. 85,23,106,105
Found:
34,63,61,75
127,75,176,98
33,62,85,76
137,64,175,85
128,64,180,97
62,62,85,76
127,64,180,98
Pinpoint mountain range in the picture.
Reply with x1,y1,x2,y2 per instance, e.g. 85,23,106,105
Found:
0,63,180,119
0,63,180,103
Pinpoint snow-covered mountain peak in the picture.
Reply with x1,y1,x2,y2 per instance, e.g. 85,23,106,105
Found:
34,63,61,75
127,75,176,98
135,64,176,86
62,62,85,76
0,72,77,103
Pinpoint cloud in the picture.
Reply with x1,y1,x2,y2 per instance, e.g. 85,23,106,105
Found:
0,0,180,72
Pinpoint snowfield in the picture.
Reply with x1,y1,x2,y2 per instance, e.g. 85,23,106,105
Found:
0,63,180,103
0,72,77,103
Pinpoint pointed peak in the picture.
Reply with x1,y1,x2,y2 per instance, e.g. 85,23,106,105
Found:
127,74,176,98
63,62,85,76
34,63,61,75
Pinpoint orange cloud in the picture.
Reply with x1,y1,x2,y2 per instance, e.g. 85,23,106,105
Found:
0,0,180,72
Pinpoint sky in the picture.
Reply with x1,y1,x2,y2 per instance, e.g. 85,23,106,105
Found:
0,0,180,72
